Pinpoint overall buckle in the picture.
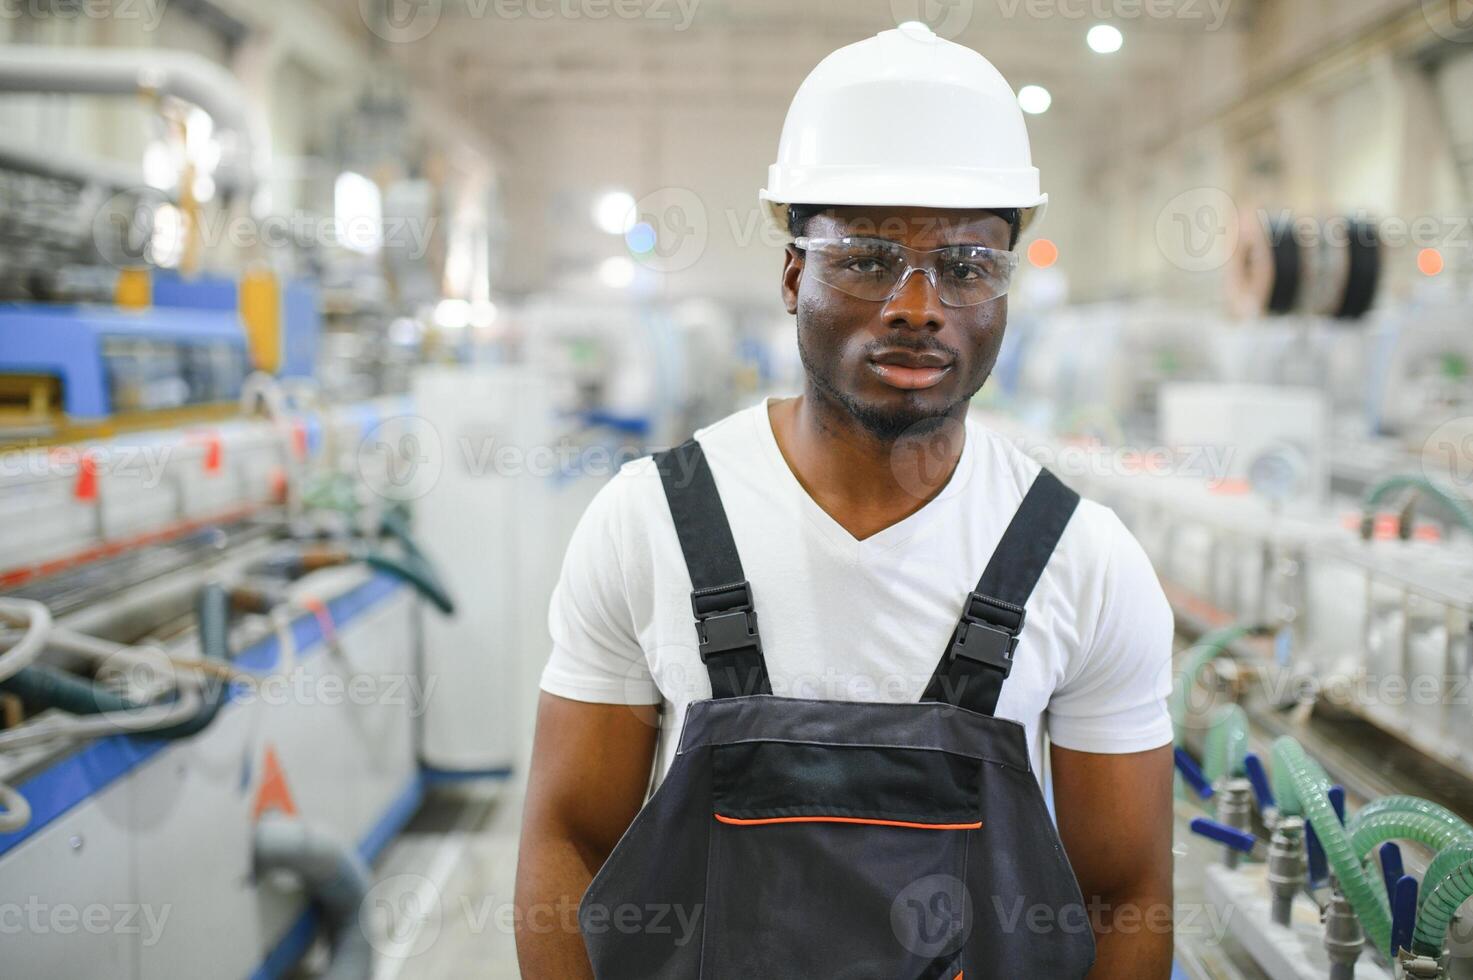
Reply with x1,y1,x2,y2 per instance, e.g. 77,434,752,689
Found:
947,593,1025,677
693,581,762,664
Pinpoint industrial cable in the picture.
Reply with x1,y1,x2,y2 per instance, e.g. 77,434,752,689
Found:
0,778,31,834
0,598,51,684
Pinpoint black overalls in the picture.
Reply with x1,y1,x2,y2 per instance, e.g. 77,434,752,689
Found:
580,439,1098,978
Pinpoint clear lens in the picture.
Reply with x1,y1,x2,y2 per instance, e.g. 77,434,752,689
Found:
796,236,1018,307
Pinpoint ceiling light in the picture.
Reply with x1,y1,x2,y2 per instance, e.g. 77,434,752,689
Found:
1017,85,1052,115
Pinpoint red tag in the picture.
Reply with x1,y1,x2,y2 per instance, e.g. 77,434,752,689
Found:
74,451,99,502
291,421,308,461
202,434,223,475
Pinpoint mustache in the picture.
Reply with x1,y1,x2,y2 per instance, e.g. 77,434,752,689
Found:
862,335,961,359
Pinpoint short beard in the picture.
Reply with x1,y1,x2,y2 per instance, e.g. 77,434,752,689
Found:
796,328,986,442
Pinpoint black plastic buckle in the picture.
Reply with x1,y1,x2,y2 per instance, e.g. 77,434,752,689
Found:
693,582,762,664
947,593,1025,676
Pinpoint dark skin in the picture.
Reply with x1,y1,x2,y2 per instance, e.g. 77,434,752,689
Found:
516,205,1174,979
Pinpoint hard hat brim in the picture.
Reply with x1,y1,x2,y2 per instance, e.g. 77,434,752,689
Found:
760,183,1047,243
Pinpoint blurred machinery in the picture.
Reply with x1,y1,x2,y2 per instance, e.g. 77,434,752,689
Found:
969,203,1473,979
0,43,482,980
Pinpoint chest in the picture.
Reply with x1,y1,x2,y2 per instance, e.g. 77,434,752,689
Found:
635,515,1079,724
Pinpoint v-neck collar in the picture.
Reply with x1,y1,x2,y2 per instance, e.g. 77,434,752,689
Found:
750,396,975,560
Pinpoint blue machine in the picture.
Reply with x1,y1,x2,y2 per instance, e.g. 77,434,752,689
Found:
0,275,320,424
0,303,248,420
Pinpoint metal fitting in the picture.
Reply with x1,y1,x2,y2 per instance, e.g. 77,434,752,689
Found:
1218,778,1254,870
1321,890,1362,980
1398,951,1446,979
1266,816,1306,927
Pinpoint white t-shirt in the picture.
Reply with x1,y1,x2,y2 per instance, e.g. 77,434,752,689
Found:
540,399,1174,784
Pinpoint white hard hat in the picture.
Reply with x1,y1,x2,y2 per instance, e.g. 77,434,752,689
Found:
760,22,1047,240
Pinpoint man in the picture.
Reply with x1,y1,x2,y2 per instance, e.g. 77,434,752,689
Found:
516,23,1174,979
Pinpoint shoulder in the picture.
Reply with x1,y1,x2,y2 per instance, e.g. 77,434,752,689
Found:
594,401,769,524
963,419,1125,549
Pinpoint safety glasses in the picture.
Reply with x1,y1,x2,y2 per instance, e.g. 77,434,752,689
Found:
793,236,1019,307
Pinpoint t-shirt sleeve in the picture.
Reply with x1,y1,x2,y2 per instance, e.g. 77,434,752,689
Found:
538,474,662,705
1045,508,1175,754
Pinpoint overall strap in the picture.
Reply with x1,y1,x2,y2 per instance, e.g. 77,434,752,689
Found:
922,468,1080,716
654,439,771,699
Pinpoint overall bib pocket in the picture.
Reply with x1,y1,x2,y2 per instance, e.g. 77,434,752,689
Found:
702,740,980,980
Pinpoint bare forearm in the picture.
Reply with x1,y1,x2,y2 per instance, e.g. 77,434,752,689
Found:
1085,888,1174,980
513,833,601,980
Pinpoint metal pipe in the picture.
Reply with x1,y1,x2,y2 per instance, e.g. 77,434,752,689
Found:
254,815,374,980
0,45,260,192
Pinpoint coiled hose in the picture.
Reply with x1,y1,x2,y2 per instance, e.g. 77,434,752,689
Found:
1412,845,1473,957
1204,703,1250,784
1361,474,1473,539
1348,797,1473,861
1271,736,1394,957
1171,624,1258,746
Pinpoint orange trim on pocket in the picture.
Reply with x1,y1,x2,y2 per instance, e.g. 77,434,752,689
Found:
713,813,981,831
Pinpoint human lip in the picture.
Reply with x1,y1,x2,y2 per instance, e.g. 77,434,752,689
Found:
867,348,954,390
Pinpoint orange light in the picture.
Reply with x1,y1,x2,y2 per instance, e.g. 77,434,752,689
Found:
1027,238,1059,268
1417,247,1444,277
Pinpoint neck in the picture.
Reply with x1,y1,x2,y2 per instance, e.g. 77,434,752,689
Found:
768,385,967,540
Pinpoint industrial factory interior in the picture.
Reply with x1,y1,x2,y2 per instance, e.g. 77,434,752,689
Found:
4,0,1473,978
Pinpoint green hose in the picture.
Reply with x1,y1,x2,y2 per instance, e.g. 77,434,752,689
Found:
1361,474,1473,539
1203,704,1249,784
1271,737,1394,956
1412,845,1473,956
1171,624,1256,746
0,663,138,715
362,551,456,616
1347,797,1473,859
147,584,230,740
379,507,424,562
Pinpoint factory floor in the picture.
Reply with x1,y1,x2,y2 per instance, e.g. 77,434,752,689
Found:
364,782,526,979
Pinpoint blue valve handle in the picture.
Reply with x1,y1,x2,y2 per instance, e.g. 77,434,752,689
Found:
1379,842,1404,905
1189,817,1257,853
1174,748,1215,800
1328,785,1346,825
1391,874,1418,954
1305,820,1329,886
1244,752,1275,812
